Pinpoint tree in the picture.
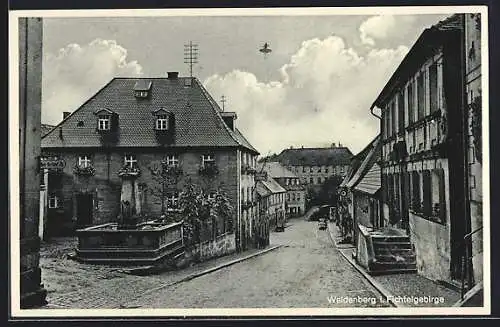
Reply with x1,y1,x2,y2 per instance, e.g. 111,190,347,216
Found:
178,179,234,246
178,179,204,246
148,159,183,215
317,175,344,206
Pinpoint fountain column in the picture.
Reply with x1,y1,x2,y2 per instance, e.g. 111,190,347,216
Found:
118,167,141,227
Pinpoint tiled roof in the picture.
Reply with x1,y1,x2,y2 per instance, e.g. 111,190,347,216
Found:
259,178,287,195
276,147,353,167
41,77,259,154
372,14,463,108
41,124,55,137
345,136,381,189
354,163,381,195
258,161,298,178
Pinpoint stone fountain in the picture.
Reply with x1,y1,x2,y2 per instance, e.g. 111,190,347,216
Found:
74,166,184,266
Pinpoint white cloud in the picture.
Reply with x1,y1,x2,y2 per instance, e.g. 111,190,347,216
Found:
359,15,417,46
42,39,143,124
204,35,408,155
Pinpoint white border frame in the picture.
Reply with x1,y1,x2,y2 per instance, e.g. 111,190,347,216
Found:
9,5,490,318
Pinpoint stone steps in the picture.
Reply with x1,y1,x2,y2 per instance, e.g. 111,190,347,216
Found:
368,233,417,275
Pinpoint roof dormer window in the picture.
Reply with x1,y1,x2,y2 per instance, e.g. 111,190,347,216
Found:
135,90,149,98
94,108,118,133
152,108,174,132
133,80,152,99
156,114,169,130
98,114,111,131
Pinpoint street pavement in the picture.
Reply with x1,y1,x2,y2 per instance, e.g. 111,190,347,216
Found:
123,218,391,308
40,217,391,309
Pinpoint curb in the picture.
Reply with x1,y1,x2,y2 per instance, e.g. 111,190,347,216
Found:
122,244,282,307
326,222,399,308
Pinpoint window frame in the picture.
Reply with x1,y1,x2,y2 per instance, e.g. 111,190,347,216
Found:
165,154,179,167
97,114,111,131
202,154,215,166
166,191,180,210
48,194,60,209
78,155,92,168
155,114,169,130
124,154,138,168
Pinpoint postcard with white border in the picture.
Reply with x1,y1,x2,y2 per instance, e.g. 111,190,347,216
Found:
9,5,490,318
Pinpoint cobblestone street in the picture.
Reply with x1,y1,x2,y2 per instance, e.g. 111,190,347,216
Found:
124,218,391,308
40,217,390,309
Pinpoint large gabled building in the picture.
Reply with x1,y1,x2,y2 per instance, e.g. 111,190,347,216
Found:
275,145,353,187
41,73,259,252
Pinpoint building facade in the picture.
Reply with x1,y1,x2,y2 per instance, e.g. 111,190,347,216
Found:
374,14,482,284
260,161,306,217
256,175,286,230
341,136,382,238
41,75,259,252
19,17,47,308
276,145,352,187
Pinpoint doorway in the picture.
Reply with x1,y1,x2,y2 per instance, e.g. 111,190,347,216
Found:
76,193,93,227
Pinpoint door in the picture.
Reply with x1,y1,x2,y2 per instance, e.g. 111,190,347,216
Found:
76,193,93,227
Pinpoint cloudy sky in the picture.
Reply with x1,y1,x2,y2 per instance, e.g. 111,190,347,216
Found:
41,11,452,155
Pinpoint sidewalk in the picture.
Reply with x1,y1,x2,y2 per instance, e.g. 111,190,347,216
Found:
40,237,281,309
326,222,461,307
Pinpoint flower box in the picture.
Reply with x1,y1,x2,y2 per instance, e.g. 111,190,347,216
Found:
73,165,96,176
118,165,141,178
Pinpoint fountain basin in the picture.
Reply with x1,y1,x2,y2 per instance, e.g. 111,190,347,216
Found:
75,221,184,265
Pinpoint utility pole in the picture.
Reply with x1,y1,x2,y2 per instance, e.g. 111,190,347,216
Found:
184,41,199,78
220,95,226,112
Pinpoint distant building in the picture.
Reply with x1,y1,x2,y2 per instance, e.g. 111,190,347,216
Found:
340,136,382,237
256,174,286,231
275,145,352,188
373,14,482,286
259,161,306,217
41,74,259,252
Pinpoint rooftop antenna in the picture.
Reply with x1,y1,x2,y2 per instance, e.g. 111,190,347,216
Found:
184,41,199,78
220,95,226,112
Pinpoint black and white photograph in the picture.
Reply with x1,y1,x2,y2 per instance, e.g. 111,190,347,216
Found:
10,6,490,318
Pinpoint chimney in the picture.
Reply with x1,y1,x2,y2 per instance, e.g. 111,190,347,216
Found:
331,142,336,148
221,112,237,131
167,72,179,79
63,112,71,120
